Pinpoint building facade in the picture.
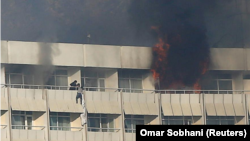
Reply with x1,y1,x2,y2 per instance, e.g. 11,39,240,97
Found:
1,40,250,141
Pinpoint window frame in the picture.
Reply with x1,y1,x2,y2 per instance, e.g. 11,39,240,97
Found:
206,116,236,125
46,69,68,90
118,70,143,93
6,73,35,88
87,114,115,132
11,111,33,130
162,116,195,125
49,112,71,131
202,73,233,94
124,115,144,133
81,70,106,92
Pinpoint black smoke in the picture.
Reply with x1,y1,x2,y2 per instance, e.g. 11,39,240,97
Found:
127,0,217,89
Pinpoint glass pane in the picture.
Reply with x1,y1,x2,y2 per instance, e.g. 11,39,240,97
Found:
85,78,98,91
50,112,57,116
10,74,23,87
243,75,250,79
24,75,33,84
56,76,68,90
133,115,144,119
26,111,32,115
12,115,25,129
27,117,32,130
118,70,130,78
56,70,67,75
50,117,57,130
217,74,231,79
98,72,105,78
12,111,23,115
169,119,183,125
85,71,97,78
125,119,132,133
219,80,232,94
47,76,55,86
124,115,132,119
131,79,142,93
58,117,70,131
118,79,130,92
101,118,108,132
81,78,85,88
183,116,193,125
5,74,10,84
203,80,218,94
58,112,70,116
88,118,100,132
130,70,143,78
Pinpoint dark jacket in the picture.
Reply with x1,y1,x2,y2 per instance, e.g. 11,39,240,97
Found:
69,82,77,90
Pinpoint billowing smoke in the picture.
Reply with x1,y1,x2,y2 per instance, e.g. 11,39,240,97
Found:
127,0,217,89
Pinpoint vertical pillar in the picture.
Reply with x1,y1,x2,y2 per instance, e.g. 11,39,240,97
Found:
105,69,118,92
120,91,125,141
45,89,50,141
1,64,5,85
232,72,244,93
142,73,155,93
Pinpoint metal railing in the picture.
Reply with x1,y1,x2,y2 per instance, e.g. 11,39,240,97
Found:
50,126,83,131
125,129,136,133
11,125,45,130
87,127,120,132
1,84,250,94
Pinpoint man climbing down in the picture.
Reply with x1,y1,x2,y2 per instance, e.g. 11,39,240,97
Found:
76,83,83,104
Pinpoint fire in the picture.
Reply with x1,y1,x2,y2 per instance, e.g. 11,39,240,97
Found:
150,25,208,93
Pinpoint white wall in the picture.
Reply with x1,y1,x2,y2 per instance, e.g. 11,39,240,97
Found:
1,65,5,85
121,46,152,69
84,44,121,68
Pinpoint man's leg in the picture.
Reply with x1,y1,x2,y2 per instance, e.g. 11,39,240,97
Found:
76,93,79,103
79,94,82,104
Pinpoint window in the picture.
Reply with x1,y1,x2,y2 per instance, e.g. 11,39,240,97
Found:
124,115,144,133
206,116,235,125
243,74,250,79
162,116,194,125
50,112,70,131
81,70,105,91
11,111,32,130
118,70,143,93
87,114,115,132
202,73,232,94
46,70,68,90
5,73,34,88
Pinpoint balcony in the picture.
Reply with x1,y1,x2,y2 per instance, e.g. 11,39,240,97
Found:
49,127,84,141
11,125,46,141
87,127,121,141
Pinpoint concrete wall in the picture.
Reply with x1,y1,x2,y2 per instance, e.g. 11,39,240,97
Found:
0,41,151,69
120,46,152,69
1,65,5,85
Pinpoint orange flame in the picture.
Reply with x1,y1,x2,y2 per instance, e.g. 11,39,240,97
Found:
150,25,208,92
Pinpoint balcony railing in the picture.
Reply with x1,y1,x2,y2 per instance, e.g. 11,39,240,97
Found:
1,84,250,94
87,127,120,132
11,125,45,130
125,129,136,133
50,126,83,131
